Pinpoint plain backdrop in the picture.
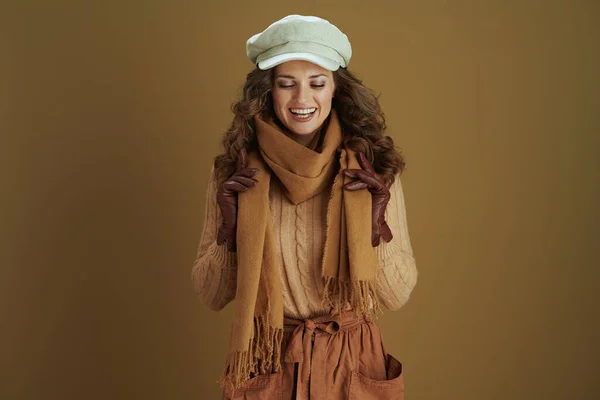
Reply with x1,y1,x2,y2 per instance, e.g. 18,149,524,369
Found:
1,1,599,399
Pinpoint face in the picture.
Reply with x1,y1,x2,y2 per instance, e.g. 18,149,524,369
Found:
271,60,336,136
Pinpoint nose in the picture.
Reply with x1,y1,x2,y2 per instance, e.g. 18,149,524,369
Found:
293,83,310,105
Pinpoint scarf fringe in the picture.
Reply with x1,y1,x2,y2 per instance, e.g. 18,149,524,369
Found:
323,276,383,316
218,315,283,392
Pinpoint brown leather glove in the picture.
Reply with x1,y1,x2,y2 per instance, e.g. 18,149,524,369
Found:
216,147,259,252
343,151,393,247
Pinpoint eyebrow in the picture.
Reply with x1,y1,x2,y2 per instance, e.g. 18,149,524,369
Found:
276,74,329,79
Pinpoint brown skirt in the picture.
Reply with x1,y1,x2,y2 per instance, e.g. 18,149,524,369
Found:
222,311,405,399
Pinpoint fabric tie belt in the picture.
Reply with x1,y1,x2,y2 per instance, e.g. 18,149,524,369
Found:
283,311,372,400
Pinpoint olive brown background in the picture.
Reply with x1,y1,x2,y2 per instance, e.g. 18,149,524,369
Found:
1,0,598,399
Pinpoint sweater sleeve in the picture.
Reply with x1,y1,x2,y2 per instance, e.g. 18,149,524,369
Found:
373,173,418,310
191,165,238,311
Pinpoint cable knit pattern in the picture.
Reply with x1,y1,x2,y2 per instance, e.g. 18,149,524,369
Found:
269,179,296,313
374,170,418,310
295,201,313,309
295,202,307,270
191,165,418,317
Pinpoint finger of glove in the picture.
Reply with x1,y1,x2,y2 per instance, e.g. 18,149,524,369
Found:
347,169,385,192
227,238,236,252
229,175,258,188
221,180,249,194
344,181,369,190
380,221,393,243
220,235,235,252
372,231,381,247
342,168,366,178
357,152,376,175
237,148,248,171
371,221,381,247
236,168,259,178
218,224,236,251
217,225,226,245
357,171,386,193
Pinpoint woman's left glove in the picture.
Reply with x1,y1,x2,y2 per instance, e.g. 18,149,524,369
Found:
343,152,393,247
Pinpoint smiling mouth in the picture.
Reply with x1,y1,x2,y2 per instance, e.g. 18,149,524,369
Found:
289,107,317,119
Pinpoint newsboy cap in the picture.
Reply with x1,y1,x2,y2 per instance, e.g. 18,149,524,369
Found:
246,15,352,71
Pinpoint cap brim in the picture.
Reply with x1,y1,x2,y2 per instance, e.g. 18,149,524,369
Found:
257,52,340,71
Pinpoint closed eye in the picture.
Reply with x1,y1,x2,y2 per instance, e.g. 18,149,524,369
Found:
278,84,326,88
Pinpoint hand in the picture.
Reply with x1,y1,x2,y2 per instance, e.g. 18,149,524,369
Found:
216,147,259,252
343,152,393,247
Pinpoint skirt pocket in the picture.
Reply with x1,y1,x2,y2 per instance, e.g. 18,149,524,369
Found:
348,353,404,400
222,372,282,400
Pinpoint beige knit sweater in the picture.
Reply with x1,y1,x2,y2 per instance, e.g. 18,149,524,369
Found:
191,165,418,319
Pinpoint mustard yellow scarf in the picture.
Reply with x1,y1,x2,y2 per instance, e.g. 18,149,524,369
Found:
219,109,381,390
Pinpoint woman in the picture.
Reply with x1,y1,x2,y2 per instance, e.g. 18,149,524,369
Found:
192,14,418,399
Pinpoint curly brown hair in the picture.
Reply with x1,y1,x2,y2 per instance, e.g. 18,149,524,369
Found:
212,66,405,188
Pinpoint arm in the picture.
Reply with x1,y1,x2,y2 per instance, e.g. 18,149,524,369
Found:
374,173,418,310
191,165,238,311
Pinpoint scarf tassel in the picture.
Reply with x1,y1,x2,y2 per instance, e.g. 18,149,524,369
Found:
322,276,383,316
218,316,283,392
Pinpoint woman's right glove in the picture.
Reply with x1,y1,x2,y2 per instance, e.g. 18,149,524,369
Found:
216,147,259,252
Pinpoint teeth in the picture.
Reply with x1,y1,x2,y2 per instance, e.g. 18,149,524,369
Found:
290,108,316,114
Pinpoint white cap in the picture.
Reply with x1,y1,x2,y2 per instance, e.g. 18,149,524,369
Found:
246,15,352,71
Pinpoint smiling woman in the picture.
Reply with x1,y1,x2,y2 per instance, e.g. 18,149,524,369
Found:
271,61,336,145
191,14,417,400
